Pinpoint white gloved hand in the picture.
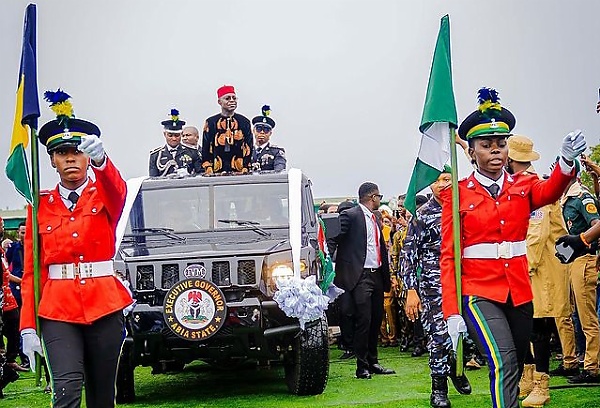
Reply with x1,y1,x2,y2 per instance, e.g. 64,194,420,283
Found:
560,130,587,161
447,314,467,352
176,167,189,177
78,134,106,163
21,328,43,372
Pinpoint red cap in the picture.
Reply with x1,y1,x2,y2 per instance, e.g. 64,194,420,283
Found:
217,85,235,99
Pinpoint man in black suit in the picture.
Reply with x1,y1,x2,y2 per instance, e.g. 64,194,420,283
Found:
328,182,395,379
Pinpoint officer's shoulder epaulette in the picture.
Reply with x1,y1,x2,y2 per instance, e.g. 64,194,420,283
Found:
150,146,163,154
40,189,52,196
271,144,285,152
580,192,596,203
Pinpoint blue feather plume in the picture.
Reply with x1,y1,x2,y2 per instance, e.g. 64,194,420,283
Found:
170,108,179,116
43,89,71,105
477,87,499,104
261,105,271,116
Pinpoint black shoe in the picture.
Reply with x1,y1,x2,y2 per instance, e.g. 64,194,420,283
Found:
549,363,580,377
369,363,395,375
0,365,19,390
449,357,472,395
355,368,372,379
411,344,426,357
449,372,472,395
430,375,451,408
567,369,600,384
340,350,355,360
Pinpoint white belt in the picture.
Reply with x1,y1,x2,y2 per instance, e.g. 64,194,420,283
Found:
48,261,115,279
463,241,527,259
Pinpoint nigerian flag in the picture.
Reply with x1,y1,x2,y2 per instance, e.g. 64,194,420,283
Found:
405,15,457,216
6,4,40,204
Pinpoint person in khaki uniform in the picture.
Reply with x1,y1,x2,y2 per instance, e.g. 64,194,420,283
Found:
379,212,398,347
554,175,600,384
506,136,571,407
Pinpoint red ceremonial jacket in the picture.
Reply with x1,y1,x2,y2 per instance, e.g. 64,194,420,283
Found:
20,157,132,330
440,164,573,318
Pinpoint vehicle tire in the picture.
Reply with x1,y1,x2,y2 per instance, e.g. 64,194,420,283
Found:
116,339,136,404
284,316,329,395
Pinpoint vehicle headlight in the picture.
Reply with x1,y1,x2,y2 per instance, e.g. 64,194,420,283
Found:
261,259,308,297
271,264,295,280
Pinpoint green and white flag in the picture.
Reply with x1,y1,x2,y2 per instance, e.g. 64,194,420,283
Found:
405,15,457,216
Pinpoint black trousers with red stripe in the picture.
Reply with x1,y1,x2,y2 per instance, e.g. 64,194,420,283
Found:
463,295,533,408
41,311,124,408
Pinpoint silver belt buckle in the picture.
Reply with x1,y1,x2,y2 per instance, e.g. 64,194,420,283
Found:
61,264,69,279
80,262,93,278
497,241,512,259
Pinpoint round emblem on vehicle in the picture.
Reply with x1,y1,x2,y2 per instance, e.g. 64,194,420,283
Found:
163,278,227,341
183,264,206,279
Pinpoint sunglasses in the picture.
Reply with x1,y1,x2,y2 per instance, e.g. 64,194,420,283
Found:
372,194,383,200
255,124,272,133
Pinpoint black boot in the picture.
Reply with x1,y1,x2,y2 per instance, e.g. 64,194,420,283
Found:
449,357,472,395
430,375,451,408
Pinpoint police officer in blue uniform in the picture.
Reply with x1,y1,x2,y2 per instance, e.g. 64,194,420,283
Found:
149,109,202,177
402,166,471,408
251,105,286,172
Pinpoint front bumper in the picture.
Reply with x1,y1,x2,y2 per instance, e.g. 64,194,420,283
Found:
126,298,300,366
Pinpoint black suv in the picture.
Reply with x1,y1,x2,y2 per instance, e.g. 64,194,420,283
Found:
115,171,329,402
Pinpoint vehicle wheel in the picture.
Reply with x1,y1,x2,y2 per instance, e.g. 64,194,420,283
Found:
284,315,329,395
116,339,136,404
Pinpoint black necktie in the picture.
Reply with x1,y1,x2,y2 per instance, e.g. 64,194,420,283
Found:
256,147,262,155
487,183,500,198
68,191,80,211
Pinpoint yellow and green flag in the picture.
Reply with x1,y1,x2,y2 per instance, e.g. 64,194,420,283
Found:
6,4,40,204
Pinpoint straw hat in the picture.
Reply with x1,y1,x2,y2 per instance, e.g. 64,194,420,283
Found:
507,135,540,162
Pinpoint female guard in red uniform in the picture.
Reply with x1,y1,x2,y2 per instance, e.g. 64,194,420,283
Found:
440,88,585,408
19,90,132,408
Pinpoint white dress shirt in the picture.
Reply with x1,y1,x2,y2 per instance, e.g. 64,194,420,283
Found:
359,203,381,268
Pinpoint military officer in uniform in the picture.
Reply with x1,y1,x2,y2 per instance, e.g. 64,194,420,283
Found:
440,88,584,408
554,171,600,384
557,154,600,259
402,166,471,408
19,90,133,408
149,109,202,177
201,85,253,174
251,105,286,172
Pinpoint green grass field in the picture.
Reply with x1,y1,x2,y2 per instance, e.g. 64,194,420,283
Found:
3,347,600,407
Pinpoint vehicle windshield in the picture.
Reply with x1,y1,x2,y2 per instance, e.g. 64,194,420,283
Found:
123,182,289,235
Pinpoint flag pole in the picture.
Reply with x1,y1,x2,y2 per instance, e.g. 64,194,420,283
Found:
449,126,463,377
30,124,42,386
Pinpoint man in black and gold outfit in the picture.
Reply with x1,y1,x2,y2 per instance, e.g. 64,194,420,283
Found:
201,85,253,174
149,109,202,177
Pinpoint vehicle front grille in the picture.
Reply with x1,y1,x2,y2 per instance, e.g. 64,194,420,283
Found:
212,261,231,286
133,258,259,294
237,260,256,285
162,264,179,289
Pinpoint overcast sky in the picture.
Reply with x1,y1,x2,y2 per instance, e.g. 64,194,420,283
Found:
1,0,599,209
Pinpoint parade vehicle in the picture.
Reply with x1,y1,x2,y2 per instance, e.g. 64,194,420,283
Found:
114,170,329,402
